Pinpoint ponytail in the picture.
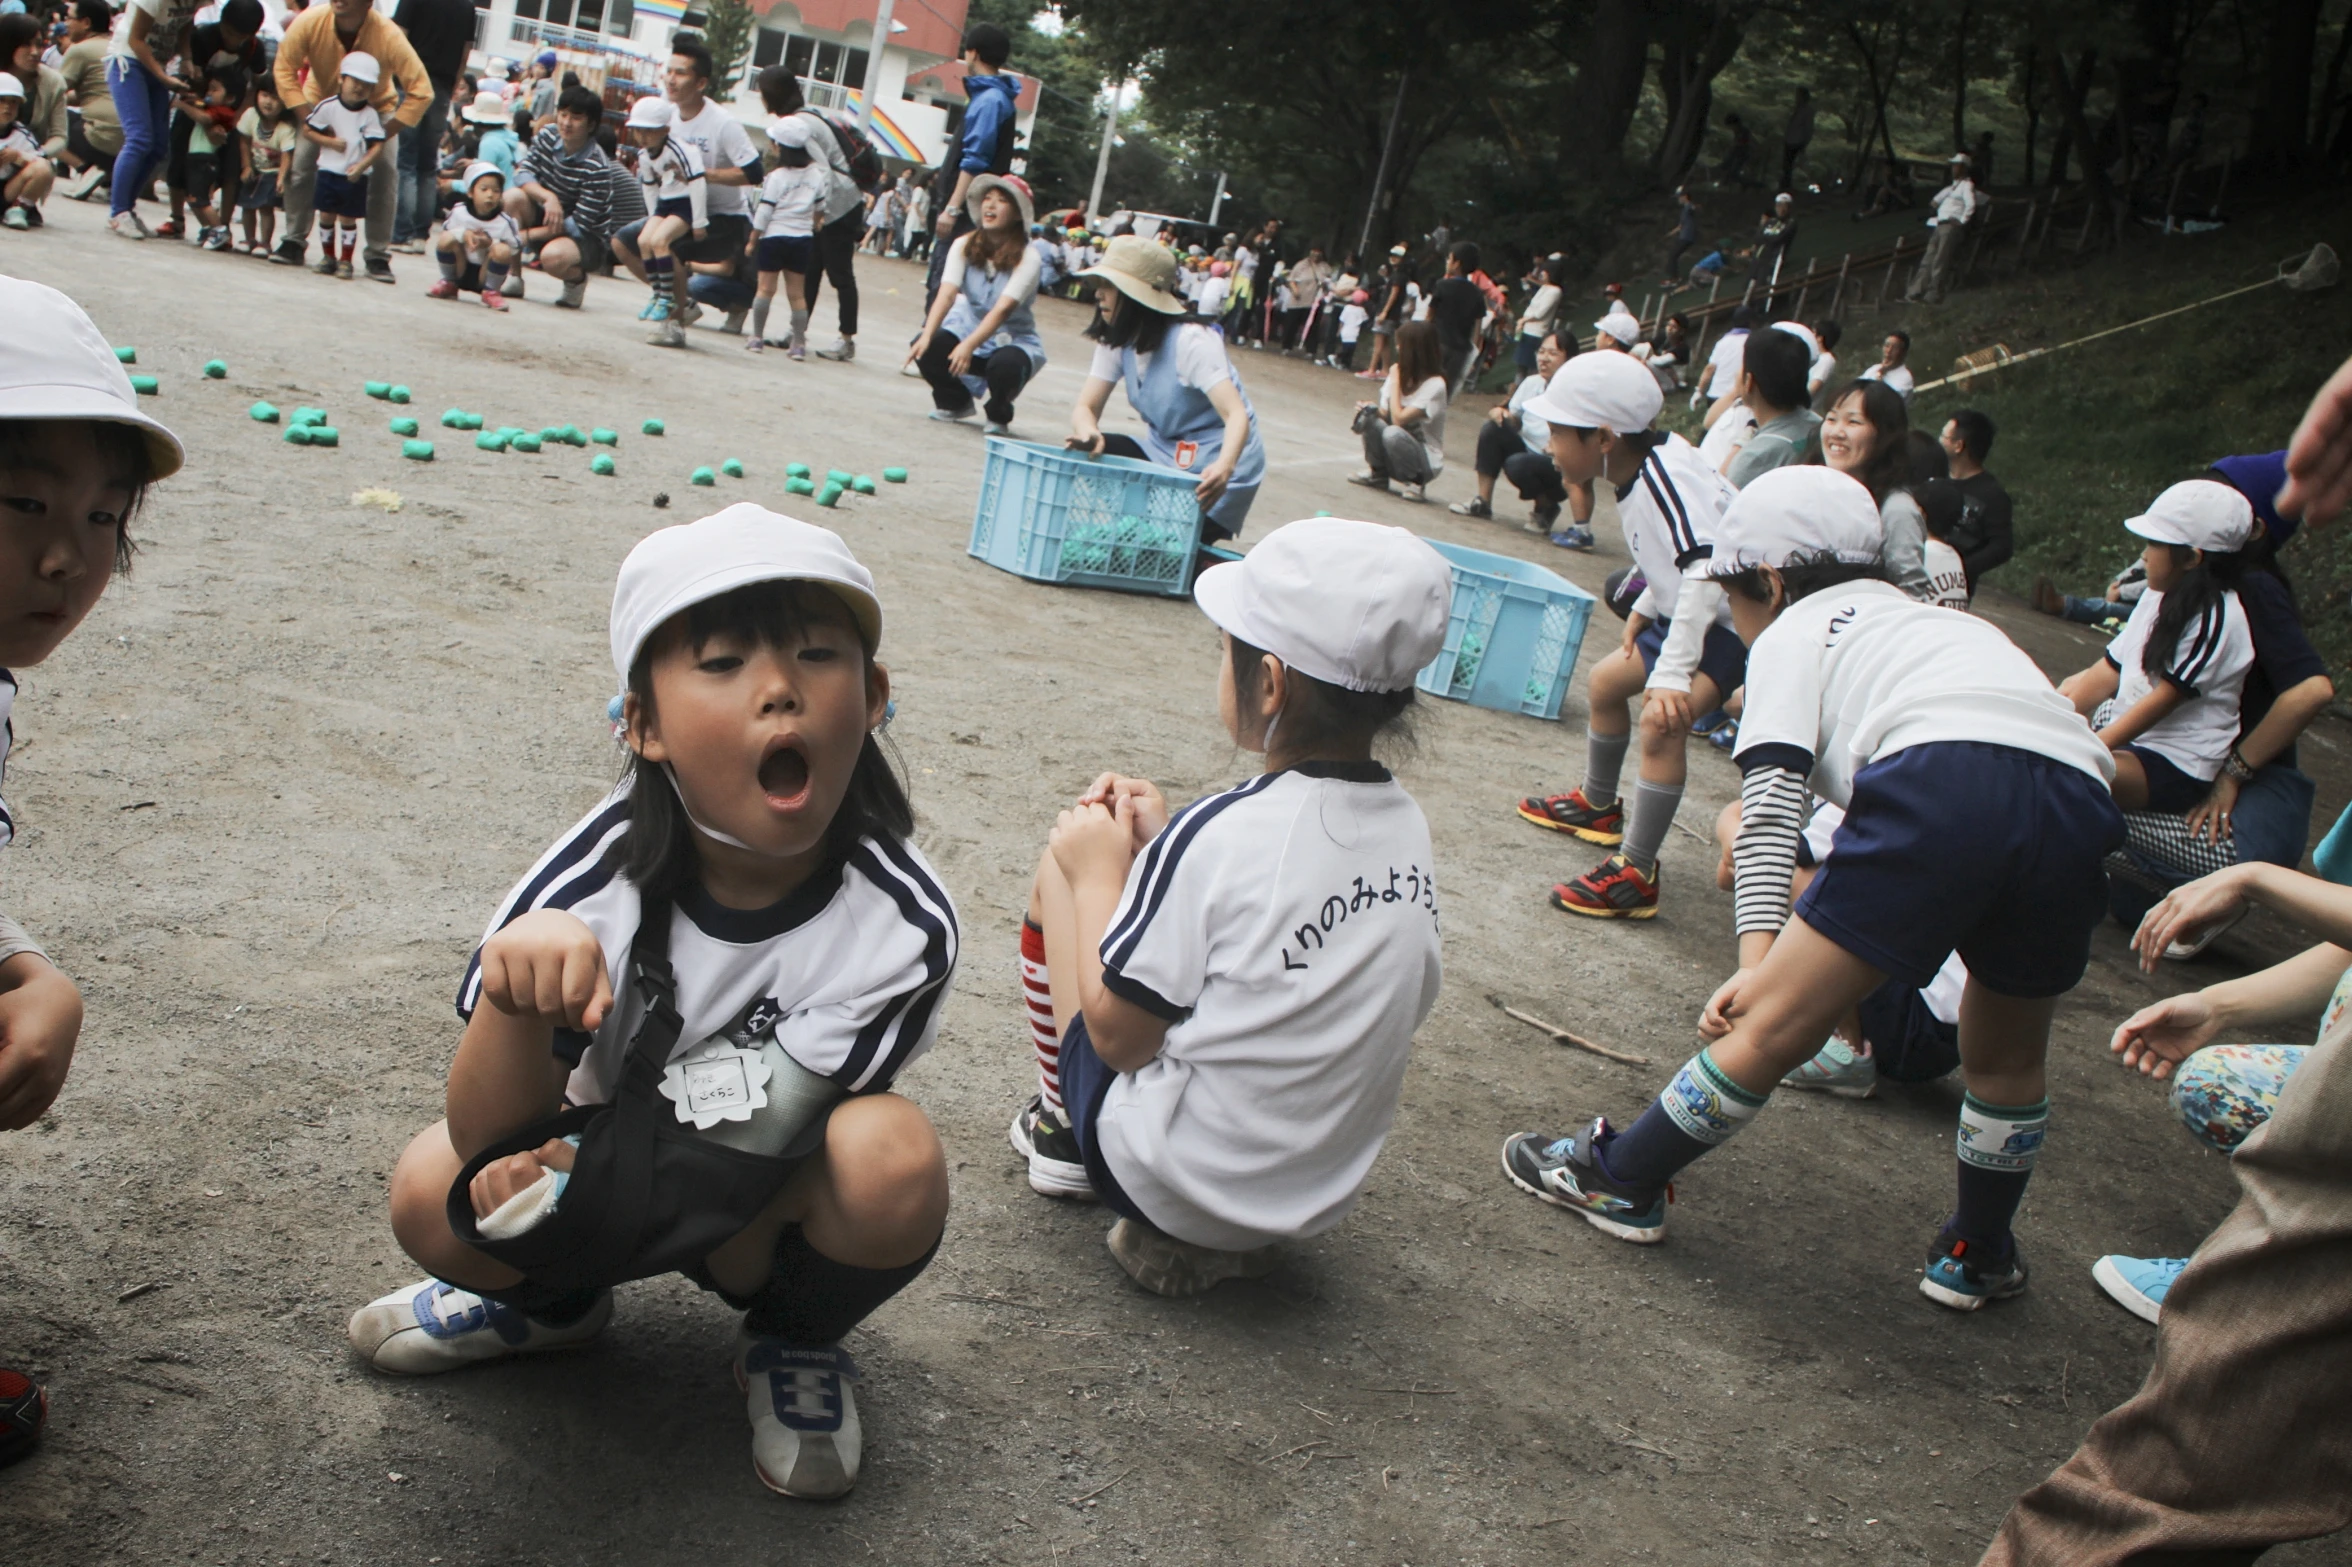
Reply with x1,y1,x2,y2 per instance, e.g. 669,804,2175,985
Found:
2144,546,2247,681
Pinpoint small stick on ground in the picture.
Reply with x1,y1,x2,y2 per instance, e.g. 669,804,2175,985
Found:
1486,994,1650,1066
2061,1354,2070,1410
1259,1440,1330,1464
941,1291,1049,1311
116,1282,167,1304
1068,1468,1133,1505
1363,1385,1459,1396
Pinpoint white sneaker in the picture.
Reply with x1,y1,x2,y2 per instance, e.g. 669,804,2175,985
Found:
500,272,526,298
1,207,27,232
64,164,105,201
649,317,687,348
557,279,586,309
983,419,1011,436
675,298,703,328
813,338,855,362
719,309,747,336
108,210,146,240
928,405,978,423
736,1336,862,1499
346,1279,611,1374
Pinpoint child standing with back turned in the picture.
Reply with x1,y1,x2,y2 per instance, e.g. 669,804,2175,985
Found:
0,277,185,1461
347,506,957,1500
1010,518,1450,1295
1503,466,2124,1310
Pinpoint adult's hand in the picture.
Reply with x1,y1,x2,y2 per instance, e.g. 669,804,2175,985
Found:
2132,863,2256,973
1194,461,1233,513
947,335,977,380
2109,992,2223,1080
2279,351,2352,527
2184,773,2241,844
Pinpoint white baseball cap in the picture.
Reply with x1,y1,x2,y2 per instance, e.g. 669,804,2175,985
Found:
1592,313,1639,347
338,50,380,86
1192,518,1451,693
625,95,673,130
766,115,810,149
460,160,506,192
1704,466,1884,578
611,504,882,681
2126,479,2254,554
1523,350,1662,433
1771,320,1822,362
0,274,183,480
0,73,23,100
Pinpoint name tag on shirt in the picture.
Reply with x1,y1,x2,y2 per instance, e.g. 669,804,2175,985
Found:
658,1034,775,1128
1174,440,1200,470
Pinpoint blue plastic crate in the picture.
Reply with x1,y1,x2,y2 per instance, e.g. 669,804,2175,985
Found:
968,437,1209,597
1416,540,1597,720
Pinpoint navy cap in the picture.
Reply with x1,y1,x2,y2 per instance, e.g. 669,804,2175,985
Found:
2210,450,2295,547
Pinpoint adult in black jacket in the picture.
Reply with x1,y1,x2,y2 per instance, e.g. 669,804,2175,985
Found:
392,0,474,246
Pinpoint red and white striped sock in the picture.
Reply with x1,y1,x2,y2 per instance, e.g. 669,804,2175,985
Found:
1019,919,1061,1115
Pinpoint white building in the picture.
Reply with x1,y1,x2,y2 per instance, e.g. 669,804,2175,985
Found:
465,0,1039,169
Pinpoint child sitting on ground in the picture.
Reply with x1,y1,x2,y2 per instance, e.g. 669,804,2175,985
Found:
301,51,389,280
429,161,520,311
1504,465,2124,1310
236,82,297,256
1010,518,1450,1296
347,506,957,1500
622,95,707,338
0,277,185,1462
745,117,824,357
0,73,52,229
2059,480,2256,815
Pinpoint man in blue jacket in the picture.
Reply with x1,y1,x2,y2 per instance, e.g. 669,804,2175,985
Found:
921,22,1017,308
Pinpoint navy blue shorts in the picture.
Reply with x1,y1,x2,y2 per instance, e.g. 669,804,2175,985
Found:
1798,741,2124,998
2118,744,2211,814
654,195,695,224
1856,982,1961,1083
314,168,368,220
1635,615,1748,701
1057,1013,1152,1228
755,234,815,277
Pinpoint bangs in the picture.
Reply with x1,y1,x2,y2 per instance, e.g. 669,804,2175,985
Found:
0,418,154,575
637,579,869,686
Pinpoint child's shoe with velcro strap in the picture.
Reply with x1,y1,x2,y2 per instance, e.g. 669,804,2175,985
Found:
1551,853,1659,919
1780,1038,1878,1098
1516,785,1624,844
1920,1229,2029,1311
2092,1254,2183,1324
426,278,460,299
0,1366,45,1466
1009,1094,1094,1200
639,295,668,320
1500,1120,1668,1243
1105,1217,1281,1298
346,1278,612,1373
736,1337,861,1499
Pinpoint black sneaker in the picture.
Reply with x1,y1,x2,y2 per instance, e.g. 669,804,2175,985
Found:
1008,1095,1093,1200
364,257,397,285
0,1366,45,1467
1500,1119,1668,1243
269,239,305,266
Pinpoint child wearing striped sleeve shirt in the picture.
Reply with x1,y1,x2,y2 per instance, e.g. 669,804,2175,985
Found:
1504,466,2123,1311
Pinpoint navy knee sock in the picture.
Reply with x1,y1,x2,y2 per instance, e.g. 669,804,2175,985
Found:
742,1224,940,1346
1949,1094,2048,1256
1597,1050,1768,1190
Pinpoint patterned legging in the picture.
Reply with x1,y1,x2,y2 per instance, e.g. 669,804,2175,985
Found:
2171,1043,2310,1152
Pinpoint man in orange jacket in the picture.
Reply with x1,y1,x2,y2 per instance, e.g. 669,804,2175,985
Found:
269,0,431,279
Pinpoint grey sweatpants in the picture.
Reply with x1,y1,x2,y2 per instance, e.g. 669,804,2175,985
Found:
1361,420,1435,487
280,134,398,263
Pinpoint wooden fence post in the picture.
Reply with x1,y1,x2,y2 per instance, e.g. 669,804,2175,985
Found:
2072,198,2097,254
1828,251,1852,315
1875,238,1904,309
2012,199,2038,267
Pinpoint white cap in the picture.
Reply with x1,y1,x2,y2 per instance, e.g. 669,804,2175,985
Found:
0,274,183,479
625,95,673,130
766,115,809,149
461,87,509,124
460,160,506,192
1523,350,1661,433
610,504,882,681
338,50,380,86
0,73,22,100
1773,190,1793,204
1703,466,1884,579
1191,518,1450,693
1771,320,1822,362
1592,313,1639,347
2125,479,2254,554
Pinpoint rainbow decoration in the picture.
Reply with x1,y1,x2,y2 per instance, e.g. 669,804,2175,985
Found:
838,88,923,163
635,0,688,16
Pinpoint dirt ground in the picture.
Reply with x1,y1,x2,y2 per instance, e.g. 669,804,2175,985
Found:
5,207,2349,1567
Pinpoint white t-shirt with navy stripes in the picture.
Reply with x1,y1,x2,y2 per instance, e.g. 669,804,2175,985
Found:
1618,433,1737,632
2103,586,2255,782
457,788,959,1108
1093,762,1442,1253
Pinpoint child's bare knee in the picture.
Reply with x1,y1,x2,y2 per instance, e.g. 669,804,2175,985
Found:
829,1097,947,1229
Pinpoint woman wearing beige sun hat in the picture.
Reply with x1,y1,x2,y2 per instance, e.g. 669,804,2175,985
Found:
1067,233,1267,541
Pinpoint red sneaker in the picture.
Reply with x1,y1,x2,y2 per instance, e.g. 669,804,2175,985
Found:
426,278,460,299
0,1366,46,1466
480,290,508,311
1516,787,1626,845
1551,854,1660,919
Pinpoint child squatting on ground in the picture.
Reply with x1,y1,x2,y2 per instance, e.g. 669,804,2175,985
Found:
1010,518,1450,1295
429,161,522,311
299,50,389,280
0,276,185,1460
622,95,708,346
1512,351,1741,922
1503,465,2127,1310
347,507,958,1500
2058,479,2257,817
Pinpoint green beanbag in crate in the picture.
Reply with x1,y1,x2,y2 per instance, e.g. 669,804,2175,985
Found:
1414,540,1596,720
966,437,1213,598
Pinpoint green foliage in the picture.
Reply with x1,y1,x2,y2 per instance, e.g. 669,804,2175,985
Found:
695,0,754,102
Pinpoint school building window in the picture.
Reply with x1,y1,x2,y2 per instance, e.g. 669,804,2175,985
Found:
512,0,635,39
749,27,869,97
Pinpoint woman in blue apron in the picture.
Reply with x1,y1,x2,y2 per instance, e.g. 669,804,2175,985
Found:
906,173,1048,434
1066,233,1267,542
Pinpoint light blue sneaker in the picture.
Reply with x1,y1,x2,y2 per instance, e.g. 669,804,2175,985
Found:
639,295,670,321
1547,526,1597,551
1920,1230,2029,1311
2093,1255,2184,1324
1781,1038,1879,1099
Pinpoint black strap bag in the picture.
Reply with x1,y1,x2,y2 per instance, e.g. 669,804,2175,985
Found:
446,896,826,1295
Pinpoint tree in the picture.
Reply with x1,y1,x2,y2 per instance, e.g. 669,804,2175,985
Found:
691,0,754,101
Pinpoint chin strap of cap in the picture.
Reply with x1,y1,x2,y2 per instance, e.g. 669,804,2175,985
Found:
660,761,792,857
